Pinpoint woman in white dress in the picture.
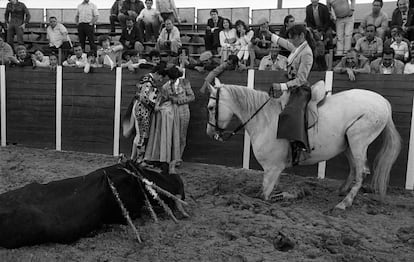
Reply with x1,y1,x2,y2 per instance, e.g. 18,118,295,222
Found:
234,20,254,65
219,18,238,63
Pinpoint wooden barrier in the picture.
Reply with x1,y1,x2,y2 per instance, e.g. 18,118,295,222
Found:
1,67,413,189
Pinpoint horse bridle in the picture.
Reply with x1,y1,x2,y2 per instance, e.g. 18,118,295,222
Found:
208,87,271,142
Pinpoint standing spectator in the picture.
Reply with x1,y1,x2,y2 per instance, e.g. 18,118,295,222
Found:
204,9,224,54
137,0,163,42
249,18,274,68
120,17,144,52
390,30,410,61
370,48,405,74
31,49,50,68
219,18,238,63
118,0,145,28
305,0,334,51
4,0,31,47
404,44,414,73
46,16,71,58
97,35,124,69
110,0,124,32
357,0,389,40
9,45,32,67
0,36,14,64
391,0,414,41
63,44,88,68
156,0,180,23
156,18,181,55
75,0,99,52
333,48,371,81
384,25,411,48
355,24,383,61
327,0,355,56
235,20,254,65
258,43,287,71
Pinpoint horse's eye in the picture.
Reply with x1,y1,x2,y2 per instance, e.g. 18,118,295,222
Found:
207,105,214,111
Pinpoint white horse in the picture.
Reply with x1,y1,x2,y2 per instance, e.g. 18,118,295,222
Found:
206,82,401,210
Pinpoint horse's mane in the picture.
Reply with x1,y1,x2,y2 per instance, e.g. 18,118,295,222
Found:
222,84,279,121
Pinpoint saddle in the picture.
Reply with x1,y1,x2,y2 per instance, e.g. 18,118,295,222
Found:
307,80,328,129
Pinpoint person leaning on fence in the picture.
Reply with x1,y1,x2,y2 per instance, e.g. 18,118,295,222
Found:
327,0,355,56
355,24,383,62
204,9,224,54
46,16,72,58
118,0,145,29
4,0,31,47
119,17,144,53
110,0,124,32
63,44,88,68
121,50,147,72
97,35,124,69
187,50,220,73
249,17,274,68
391,0,414,41
31,49,50,68
156,18,181,55
370,47,405,74
9,45,32,67
0,36,14,65
137,0,163,42
49,53,58,71
75,0,99,52
333,48,371,81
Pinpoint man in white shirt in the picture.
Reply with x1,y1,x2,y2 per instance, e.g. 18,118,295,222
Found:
75,0,99,52
258,44,287,71
156,18,181,54
137,0,163,41
63,44,88,68
46,16,71,58
327,0,355,56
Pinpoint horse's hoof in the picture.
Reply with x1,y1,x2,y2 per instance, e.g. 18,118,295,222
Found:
335,202,347,210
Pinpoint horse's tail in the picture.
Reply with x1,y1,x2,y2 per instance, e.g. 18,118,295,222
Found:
371,103,401,198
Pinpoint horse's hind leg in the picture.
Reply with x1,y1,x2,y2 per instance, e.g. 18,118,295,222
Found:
338,148,356,196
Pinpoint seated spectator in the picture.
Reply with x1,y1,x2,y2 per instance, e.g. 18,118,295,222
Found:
390,30,410,61
32,49,50,68
200,54,247,93
404,45,414,73
83,51,102,73
356,0,389,40
219,18,238,63
139,49,164,69
137,0,163,42
118,0,145,28
305,0,334,53
5,0,31,47
121,50,147,71
120,17,144,52
49,53,58,70
9,45,32,67
46,16,72,58
370,48,405,74
187,50,220,72
156,18,181,55
258,43,287,71
249,18,274,68
97,35,124,69
333,48,371,81
235,20,254,65
63,44,88,68
355,24,383,61
279,15,295,56
156,0,180,23
204,9,224,54
0,36,14,65
391,0,414,41
384,25,411,48
110,0,124,32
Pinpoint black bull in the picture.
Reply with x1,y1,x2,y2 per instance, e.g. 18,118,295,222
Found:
0,163,185,249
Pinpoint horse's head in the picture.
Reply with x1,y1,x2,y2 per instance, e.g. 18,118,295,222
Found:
206,79,235,141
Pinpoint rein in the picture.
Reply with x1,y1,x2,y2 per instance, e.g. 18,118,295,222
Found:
208,87,271,141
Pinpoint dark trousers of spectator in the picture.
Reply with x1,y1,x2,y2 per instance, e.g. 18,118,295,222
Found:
78,23,96,52
138,20,160,42
161,12,177,23
110,15,120,32
7,23,24,47
204,30,220,53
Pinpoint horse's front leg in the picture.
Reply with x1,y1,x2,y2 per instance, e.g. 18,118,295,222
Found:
262,166,285,200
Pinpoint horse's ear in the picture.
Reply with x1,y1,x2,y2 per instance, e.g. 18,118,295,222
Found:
207,83,216,94
214,77,222,87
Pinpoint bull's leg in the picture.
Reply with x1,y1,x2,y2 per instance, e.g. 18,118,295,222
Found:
262,166,284,200
338,148,356,196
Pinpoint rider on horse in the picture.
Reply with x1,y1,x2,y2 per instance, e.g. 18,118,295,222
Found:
270,24,315,165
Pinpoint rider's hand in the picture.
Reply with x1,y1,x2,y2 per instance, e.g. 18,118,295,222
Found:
269,83,281,97
346,68,356,81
